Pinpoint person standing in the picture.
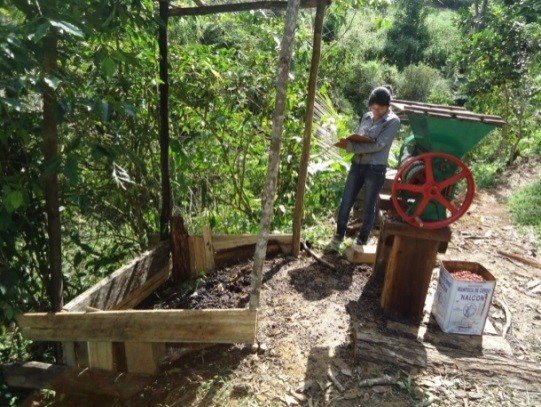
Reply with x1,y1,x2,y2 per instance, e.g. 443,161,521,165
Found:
325,86,401,253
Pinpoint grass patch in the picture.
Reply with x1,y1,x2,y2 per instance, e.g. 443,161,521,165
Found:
470,161,504,189
507,179,541,247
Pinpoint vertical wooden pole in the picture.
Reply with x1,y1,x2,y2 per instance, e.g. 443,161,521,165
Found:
292,0,327,257
250,0,301,310
42,31,63,314
158,0,172,240
202,225,215,271
170,216,191,284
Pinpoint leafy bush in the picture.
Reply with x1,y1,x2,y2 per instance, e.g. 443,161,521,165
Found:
508,179,541,248
423,10,461,69
396,63,452,102
469,161,504,189
338,61,399,115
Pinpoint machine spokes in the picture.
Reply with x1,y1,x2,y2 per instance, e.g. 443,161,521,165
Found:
391,152,475,229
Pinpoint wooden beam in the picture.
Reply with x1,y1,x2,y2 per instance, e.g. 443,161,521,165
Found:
2,361,151,399
214,241,283,267
292,0,327,257
212,234,292,251
62,240,171,312
353,328,541,391
169,0,317,17
159,0,172,239
18,309,257,344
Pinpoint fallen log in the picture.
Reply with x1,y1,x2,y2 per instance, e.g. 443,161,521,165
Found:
353,328,541,391
497,250,541,270
2,361,151,399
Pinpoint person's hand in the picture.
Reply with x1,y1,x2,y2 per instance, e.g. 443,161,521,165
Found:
334,138,348,149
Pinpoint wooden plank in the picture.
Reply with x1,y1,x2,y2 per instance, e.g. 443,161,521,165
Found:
2,361,151,399
168,0,317,17
345,245,376,264
427,112,453,119
188,236,206,274
87,342,114,371
202,225,215,271
353,328,541,391
171,216,192,283
392,99,468,111
483,117,506,126
212,234,292,251
385,321,513,356
456,114,482,122
114,261,171,310
18,309,257,344
63,240,171,312
381,235,441,324
124,342,166,374
381,217,451,243
214,241,283,267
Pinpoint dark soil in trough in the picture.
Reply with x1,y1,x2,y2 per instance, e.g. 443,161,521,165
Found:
149,261,254,310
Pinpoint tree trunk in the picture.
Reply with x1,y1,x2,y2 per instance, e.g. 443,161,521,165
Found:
159,0,172,240
42,32,63,313
292,0,327,257
474,0,489,33
249,0,301,310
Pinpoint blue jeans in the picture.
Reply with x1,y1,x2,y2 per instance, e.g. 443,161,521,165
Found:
336,162,386,244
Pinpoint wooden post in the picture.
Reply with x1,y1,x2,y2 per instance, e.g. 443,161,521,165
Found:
202,225,215,270
292,0,327,257
124,342,166,374
374,215,451,324
87,342,115,371
250,0,301,310
170,216,191,284
158,0,172,240
42,27,63,315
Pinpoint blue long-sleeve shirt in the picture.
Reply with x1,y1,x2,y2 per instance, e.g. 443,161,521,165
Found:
346,109,401,165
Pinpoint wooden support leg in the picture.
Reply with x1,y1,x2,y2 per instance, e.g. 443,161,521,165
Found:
380,235,441,324
202,225,215,271
87,342,115,371
124,342,166,374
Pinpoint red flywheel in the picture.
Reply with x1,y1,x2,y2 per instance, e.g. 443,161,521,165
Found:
391,152,475,229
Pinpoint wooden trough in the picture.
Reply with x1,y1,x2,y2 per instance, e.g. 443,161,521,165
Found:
16,229,293,376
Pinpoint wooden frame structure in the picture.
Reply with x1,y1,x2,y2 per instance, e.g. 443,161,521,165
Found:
17,231,292,375
14,0,327,384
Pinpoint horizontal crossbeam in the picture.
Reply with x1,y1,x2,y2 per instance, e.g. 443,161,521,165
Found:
169,0,319,17
18,309,257,344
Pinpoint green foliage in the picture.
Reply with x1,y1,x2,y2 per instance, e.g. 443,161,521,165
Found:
452,0,541,165
338,61,399,115
469,161,504,188
396,63,452,103
508,179,541,247
1,0,160,321
382,0,430,70
423,10,461,69
0,324,35,406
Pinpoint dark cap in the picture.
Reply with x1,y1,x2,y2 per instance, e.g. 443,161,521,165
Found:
368,86,392,107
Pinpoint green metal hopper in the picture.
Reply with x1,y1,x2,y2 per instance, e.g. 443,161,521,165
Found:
389,100,505,229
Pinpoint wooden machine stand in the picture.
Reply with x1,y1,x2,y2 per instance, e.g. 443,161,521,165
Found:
373,208,451,324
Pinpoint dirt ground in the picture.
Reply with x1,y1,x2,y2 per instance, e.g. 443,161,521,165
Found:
23,157,541,407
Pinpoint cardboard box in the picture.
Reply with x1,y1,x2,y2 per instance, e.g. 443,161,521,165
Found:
432,261,496,335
